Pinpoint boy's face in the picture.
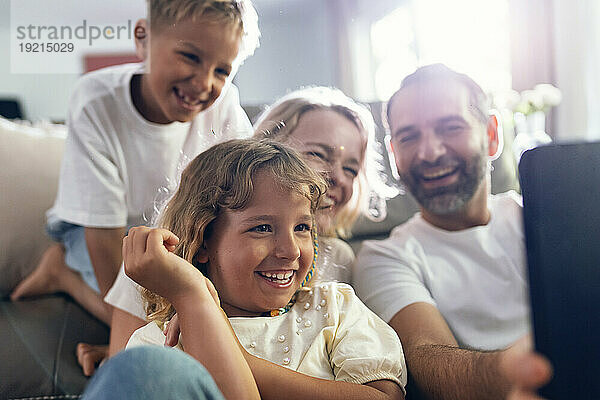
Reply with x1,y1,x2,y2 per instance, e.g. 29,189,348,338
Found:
135,17,241,124
198,170,314,317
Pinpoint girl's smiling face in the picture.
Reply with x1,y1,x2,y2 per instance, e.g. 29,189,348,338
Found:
197,170,315,317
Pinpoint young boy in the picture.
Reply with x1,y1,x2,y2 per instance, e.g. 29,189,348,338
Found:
10,0,260,374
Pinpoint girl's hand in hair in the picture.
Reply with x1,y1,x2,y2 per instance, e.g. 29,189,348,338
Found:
122,227,216,307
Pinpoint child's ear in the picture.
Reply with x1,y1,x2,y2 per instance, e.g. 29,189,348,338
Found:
134,19,149,61
194,243,210,264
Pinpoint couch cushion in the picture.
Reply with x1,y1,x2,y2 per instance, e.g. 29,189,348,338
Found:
0,296,109,398
0,118,66,297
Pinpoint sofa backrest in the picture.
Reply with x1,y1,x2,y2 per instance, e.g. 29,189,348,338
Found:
0,118,66,296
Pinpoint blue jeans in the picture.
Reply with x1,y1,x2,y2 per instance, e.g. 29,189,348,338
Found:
82,346,225,400
46,218,99,293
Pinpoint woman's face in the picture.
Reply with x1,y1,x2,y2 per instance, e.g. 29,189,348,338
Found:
286,109,365,233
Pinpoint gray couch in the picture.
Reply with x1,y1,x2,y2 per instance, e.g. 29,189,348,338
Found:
0,118,109,399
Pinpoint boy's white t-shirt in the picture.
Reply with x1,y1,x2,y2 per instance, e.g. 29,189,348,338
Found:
128,282,407,390
47,62,252,228
353,191,530,351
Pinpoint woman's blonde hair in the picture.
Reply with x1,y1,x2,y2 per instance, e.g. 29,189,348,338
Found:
147,0,260,64
142,139,327,323
253,86,397,238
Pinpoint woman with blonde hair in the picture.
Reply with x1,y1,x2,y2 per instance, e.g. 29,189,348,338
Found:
253,86,396,283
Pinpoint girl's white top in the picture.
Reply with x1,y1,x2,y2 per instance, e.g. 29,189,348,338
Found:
128,282,407,389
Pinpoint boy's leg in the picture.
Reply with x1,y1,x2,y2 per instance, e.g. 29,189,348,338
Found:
10,223,112,325
82,346,225,400
77,343,110,377
10,243,73,299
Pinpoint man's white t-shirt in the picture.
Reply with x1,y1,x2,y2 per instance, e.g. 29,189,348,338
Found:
353,191,530,350
47,63,252,229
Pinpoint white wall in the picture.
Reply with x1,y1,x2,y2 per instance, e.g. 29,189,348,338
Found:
0,0,79,121
235,0,338,107
0,0,144,121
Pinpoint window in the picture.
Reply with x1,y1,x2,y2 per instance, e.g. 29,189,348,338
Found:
369,0,511,101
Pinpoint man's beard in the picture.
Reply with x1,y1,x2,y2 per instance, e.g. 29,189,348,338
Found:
400,152,487,215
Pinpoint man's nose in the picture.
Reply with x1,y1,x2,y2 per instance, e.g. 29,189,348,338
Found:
417,131,446,163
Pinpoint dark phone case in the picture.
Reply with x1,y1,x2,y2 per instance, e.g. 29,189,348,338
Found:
519,143,600,400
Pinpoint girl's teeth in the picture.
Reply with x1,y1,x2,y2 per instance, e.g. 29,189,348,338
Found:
259,271,294,281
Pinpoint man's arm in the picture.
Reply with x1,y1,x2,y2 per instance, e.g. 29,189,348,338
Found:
85,227,126,296
389,302,511,400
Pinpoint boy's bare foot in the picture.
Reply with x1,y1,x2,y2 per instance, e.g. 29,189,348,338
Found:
10,244,70,300
77,343,108,376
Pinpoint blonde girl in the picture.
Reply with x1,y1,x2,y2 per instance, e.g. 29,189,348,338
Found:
83,139,406,400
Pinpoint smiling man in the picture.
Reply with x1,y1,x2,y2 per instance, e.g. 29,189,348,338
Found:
353,64,551,399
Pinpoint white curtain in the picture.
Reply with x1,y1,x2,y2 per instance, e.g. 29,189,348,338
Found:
327,0,408,101
553,0,600,141
510,0,600,141
336,0,600,141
